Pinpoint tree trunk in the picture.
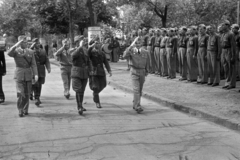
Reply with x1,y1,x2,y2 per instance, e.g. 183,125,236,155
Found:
86,0,96,26
66,0,74,47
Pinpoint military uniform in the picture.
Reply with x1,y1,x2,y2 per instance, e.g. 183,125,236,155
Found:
233,31,240,81
31,47,50,105
54,46,72,98
8,46,38,116
0,50,6,103
221,31,237,88
123,46,148,112
197,34,209,83
88,46,111,108
160,36,168,76
186,35,198,81
71,46,91,113
166,35,178,78
154,35,162,75
147,35,156,73
207,33,221,85
178,34,188,80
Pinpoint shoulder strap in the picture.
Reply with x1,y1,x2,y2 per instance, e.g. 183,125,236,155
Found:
22,54,32,67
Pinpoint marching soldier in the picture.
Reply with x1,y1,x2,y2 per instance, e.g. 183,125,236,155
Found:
160,29,168,77
187,27,198,82
196,24,208,84
30,38,51,106
123,37,148,113
231,24,240,81
220,20,237,89
154,29,162,75
206,25,221,86
88,38,112,109
71,36,91,115
8,36,38,117
166,28,178,79
178,27,188,81
54,39,72,99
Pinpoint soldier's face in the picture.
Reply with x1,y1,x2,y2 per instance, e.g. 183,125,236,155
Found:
35,41,40,49
199,27,206,34
64,44,70,50
232,28,238,34
135,41,142,49
94,41,101,49
21,41,28,49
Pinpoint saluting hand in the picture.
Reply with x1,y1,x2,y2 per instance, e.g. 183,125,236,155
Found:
47,69,51,73
109,71,112,77
35,75,38,82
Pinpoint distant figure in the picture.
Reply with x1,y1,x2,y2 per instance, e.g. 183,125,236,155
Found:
51,42,57,58
0,39,6,104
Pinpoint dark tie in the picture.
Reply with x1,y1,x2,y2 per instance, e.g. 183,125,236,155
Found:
138,49,140,54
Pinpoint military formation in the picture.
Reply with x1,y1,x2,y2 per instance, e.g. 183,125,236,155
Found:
125,20,240,91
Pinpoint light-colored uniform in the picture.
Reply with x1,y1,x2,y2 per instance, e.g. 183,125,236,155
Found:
154,36,162,74
178,35,188,79
8,47,38,114
160,36,168,76
123,47,148,109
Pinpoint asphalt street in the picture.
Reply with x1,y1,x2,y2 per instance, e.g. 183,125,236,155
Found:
1,54,240,160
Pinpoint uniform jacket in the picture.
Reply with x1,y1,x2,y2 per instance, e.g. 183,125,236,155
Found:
220,31,236,58
160,36,168,48
54,47,72,68
0,51,6,76
187,35,198,56
207,33,221,57
8,47,38,81
142,35,149,47
33,48,50,78
88,46,111,76
71,47,92,79
154,36,162,47
178,35,188,48
166,36,178,53
123,47,148,74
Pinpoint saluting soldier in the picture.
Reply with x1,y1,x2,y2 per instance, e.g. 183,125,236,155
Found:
8,36,38,117
154,29,162,76
166,28,178,79
160,29,168,77
196,24,209,84
71,36,91,115
231,24,240,81
186,27,198,82
54,39,72,99
206,25,221,86
220,20,237,89
88,38,112,109
30,38,51,106
178,27,188,81
123,37,148,113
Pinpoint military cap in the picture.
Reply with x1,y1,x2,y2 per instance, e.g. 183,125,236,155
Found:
62,38,70,45
199,24,206,29
32,38,39,43
231,24,239,29
180,26,187,31
161,28,167,32
222,20,230,25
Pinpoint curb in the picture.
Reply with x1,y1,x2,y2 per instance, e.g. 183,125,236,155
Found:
49,60,240,132
108,81,240,132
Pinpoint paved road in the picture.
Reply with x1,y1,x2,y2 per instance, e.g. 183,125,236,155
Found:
1,54,240,160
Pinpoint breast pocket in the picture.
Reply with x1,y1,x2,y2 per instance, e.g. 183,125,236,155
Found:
189,41,194,46
211,39,215,46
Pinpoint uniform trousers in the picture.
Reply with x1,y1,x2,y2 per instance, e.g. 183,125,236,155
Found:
146,46,153,72
166,48,176,78
60,66,72,95
16,80,31,113
178,48,187,79
154,47,161,74
131,68,145,109
89,76,106,103
32,77,45,99
72,78,88,95
186,48,198,81
0,76,4,100
221,49,236,87
160,48,168,76
197,48,208,83
236,49,240,79
207,51,220,84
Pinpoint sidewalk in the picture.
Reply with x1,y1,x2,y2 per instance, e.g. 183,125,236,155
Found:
50,59,240,132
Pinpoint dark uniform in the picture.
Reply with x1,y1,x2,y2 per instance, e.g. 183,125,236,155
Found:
123,46,148,113
160,36,168,76
8,42,38,116
147,34,156,73
71,45,91,114
207,32,221,85
88,46,111,108
31,42,51,106
221,31,237,89
232,26,240,81
0,50,6,103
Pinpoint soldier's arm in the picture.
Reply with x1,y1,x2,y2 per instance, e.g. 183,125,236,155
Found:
1,52,6,75
145,51,149,74
230,34,236,60
45,55,51,73
54,46,64,57
194,37,198,57
103,53,111,73
174,38,178,54
216,35,221,60
122,46,133,59
31,51,38,76
71,47,80,60
7,45,17,57
205,36,209,57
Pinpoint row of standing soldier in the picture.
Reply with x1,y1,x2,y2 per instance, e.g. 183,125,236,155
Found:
125,20,240,91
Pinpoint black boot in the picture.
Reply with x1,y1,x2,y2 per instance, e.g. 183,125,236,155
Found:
93,93,102,108
76,93,84,115
79,94,86,111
